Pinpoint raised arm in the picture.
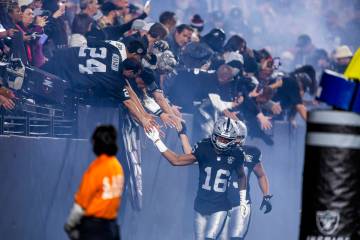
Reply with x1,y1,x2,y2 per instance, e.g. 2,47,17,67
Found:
145,127,197,166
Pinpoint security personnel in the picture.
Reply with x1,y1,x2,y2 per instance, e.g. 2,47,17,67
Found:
65,125,125,240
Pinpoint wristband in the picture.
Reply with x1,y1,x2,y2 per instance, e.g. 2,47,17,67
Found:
239,190,247,203
177,122,187,136
154,139,168,153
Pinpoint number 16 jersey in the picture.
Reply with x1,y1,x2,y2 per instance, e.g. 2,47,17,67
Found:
191,138,245,215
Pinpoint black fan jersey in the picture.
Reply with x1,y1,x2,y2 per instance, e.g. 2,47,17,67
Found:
41,42,129,102
227,145,262,206
191,138,245,215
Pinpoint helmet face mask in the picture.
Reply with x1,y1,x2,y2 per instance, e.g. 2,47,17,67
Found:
235,120,247,146
211,117,238,151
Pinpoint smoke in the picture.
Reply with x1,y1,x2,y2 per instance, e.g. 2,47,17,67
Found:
151,0,360,55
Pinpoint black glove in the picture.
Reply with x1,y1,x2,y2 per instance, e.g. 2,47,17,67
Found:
260,195,273,214
177,121,187,136
64,223,80,240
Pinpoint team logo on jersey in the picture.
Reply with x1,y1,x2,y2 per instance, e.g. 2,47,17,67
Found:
316,210,340,235
227,156,235,164
245,154,253,162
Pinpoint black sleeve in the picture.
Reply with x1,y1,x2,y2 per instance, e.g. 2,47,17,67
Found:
104,12,147,40
147,81,160,94
286,80,302,106
191,140,204,162
107,83,130,102
247,146,262,164
242,96,261,116
234,148,246,169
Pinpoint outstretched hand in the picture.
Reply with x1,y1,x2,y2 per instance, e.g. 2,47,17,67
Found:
145,127,160,143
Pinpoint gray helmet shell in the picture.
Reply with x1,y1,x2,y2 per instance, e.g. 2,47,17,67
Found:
211,117,238,151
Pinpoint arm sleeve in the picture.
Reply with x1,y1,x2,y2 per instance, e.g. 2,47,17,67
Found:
208,93,233,112
242,96,261,116
191,141,202,162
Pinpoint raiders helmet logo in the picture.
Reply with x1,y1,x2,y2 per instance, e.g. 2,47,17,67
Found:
316,210,340,236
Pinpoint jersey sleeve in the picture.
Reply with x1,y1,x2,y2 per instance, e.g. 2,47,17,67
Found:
252,147,262,164
146,81,161,94
107,82,131,102
191,140,203,162
234,148,246,169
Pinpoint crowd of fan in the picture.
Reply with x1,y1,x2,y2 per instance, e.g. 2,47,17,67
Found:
0,0,359,144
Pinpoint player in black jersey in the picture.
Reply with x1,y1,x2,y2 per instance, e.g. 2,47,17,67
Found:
218,120,272,240
41,40,158,131
145,117,248,240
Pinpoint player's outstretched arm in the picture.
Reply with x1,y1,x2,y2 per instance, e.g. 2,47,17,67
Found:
145,127,196,166
254,163,273,214
177,122,192,154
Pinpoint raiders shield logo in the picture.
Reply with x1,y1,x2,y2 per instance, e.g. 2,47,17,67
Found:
245,154,253,162
316,210,340,235
227,156,235,164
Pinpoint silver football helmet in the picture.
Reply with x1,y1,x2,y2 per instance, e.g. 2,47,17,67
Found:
235,120,247,146
211,117,238,151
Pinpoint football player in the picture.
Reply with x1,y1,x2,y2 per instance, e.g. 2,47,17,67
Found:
218,120,272,240
41,39,158,132
145,117,248,240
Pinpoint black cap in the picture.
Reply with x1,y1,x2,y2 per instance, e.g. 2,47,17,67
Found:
126,39,147,57
101,2,120,15
202,28,226,52
181,42,214,68
140,68,156,85
123,58,142,73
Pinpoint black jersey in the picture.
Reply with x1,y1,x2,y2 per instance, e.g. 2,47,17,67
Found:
227,145,262,206
41,42,129,102
191,138,245,215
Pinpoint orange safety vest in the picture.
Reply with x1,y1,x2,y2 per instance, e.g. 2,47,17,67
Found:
75,154,124,220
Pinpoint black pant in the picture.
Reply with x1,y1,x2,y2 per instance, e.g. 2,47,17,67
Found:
79,217,120,240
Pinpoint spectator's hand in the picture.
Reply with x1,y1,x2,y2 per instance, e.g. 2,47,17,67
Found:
257,112,272,130
143,0,151,15
224,110,239,121
160,113,176,128
35,16,48,27
270,78,283,89
141,114,161,133
171,105,182,119
53,5,66,18
23,33,32,42
6,28,18,38
0,95,15,110
271,102,282,115
0,87,16,99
